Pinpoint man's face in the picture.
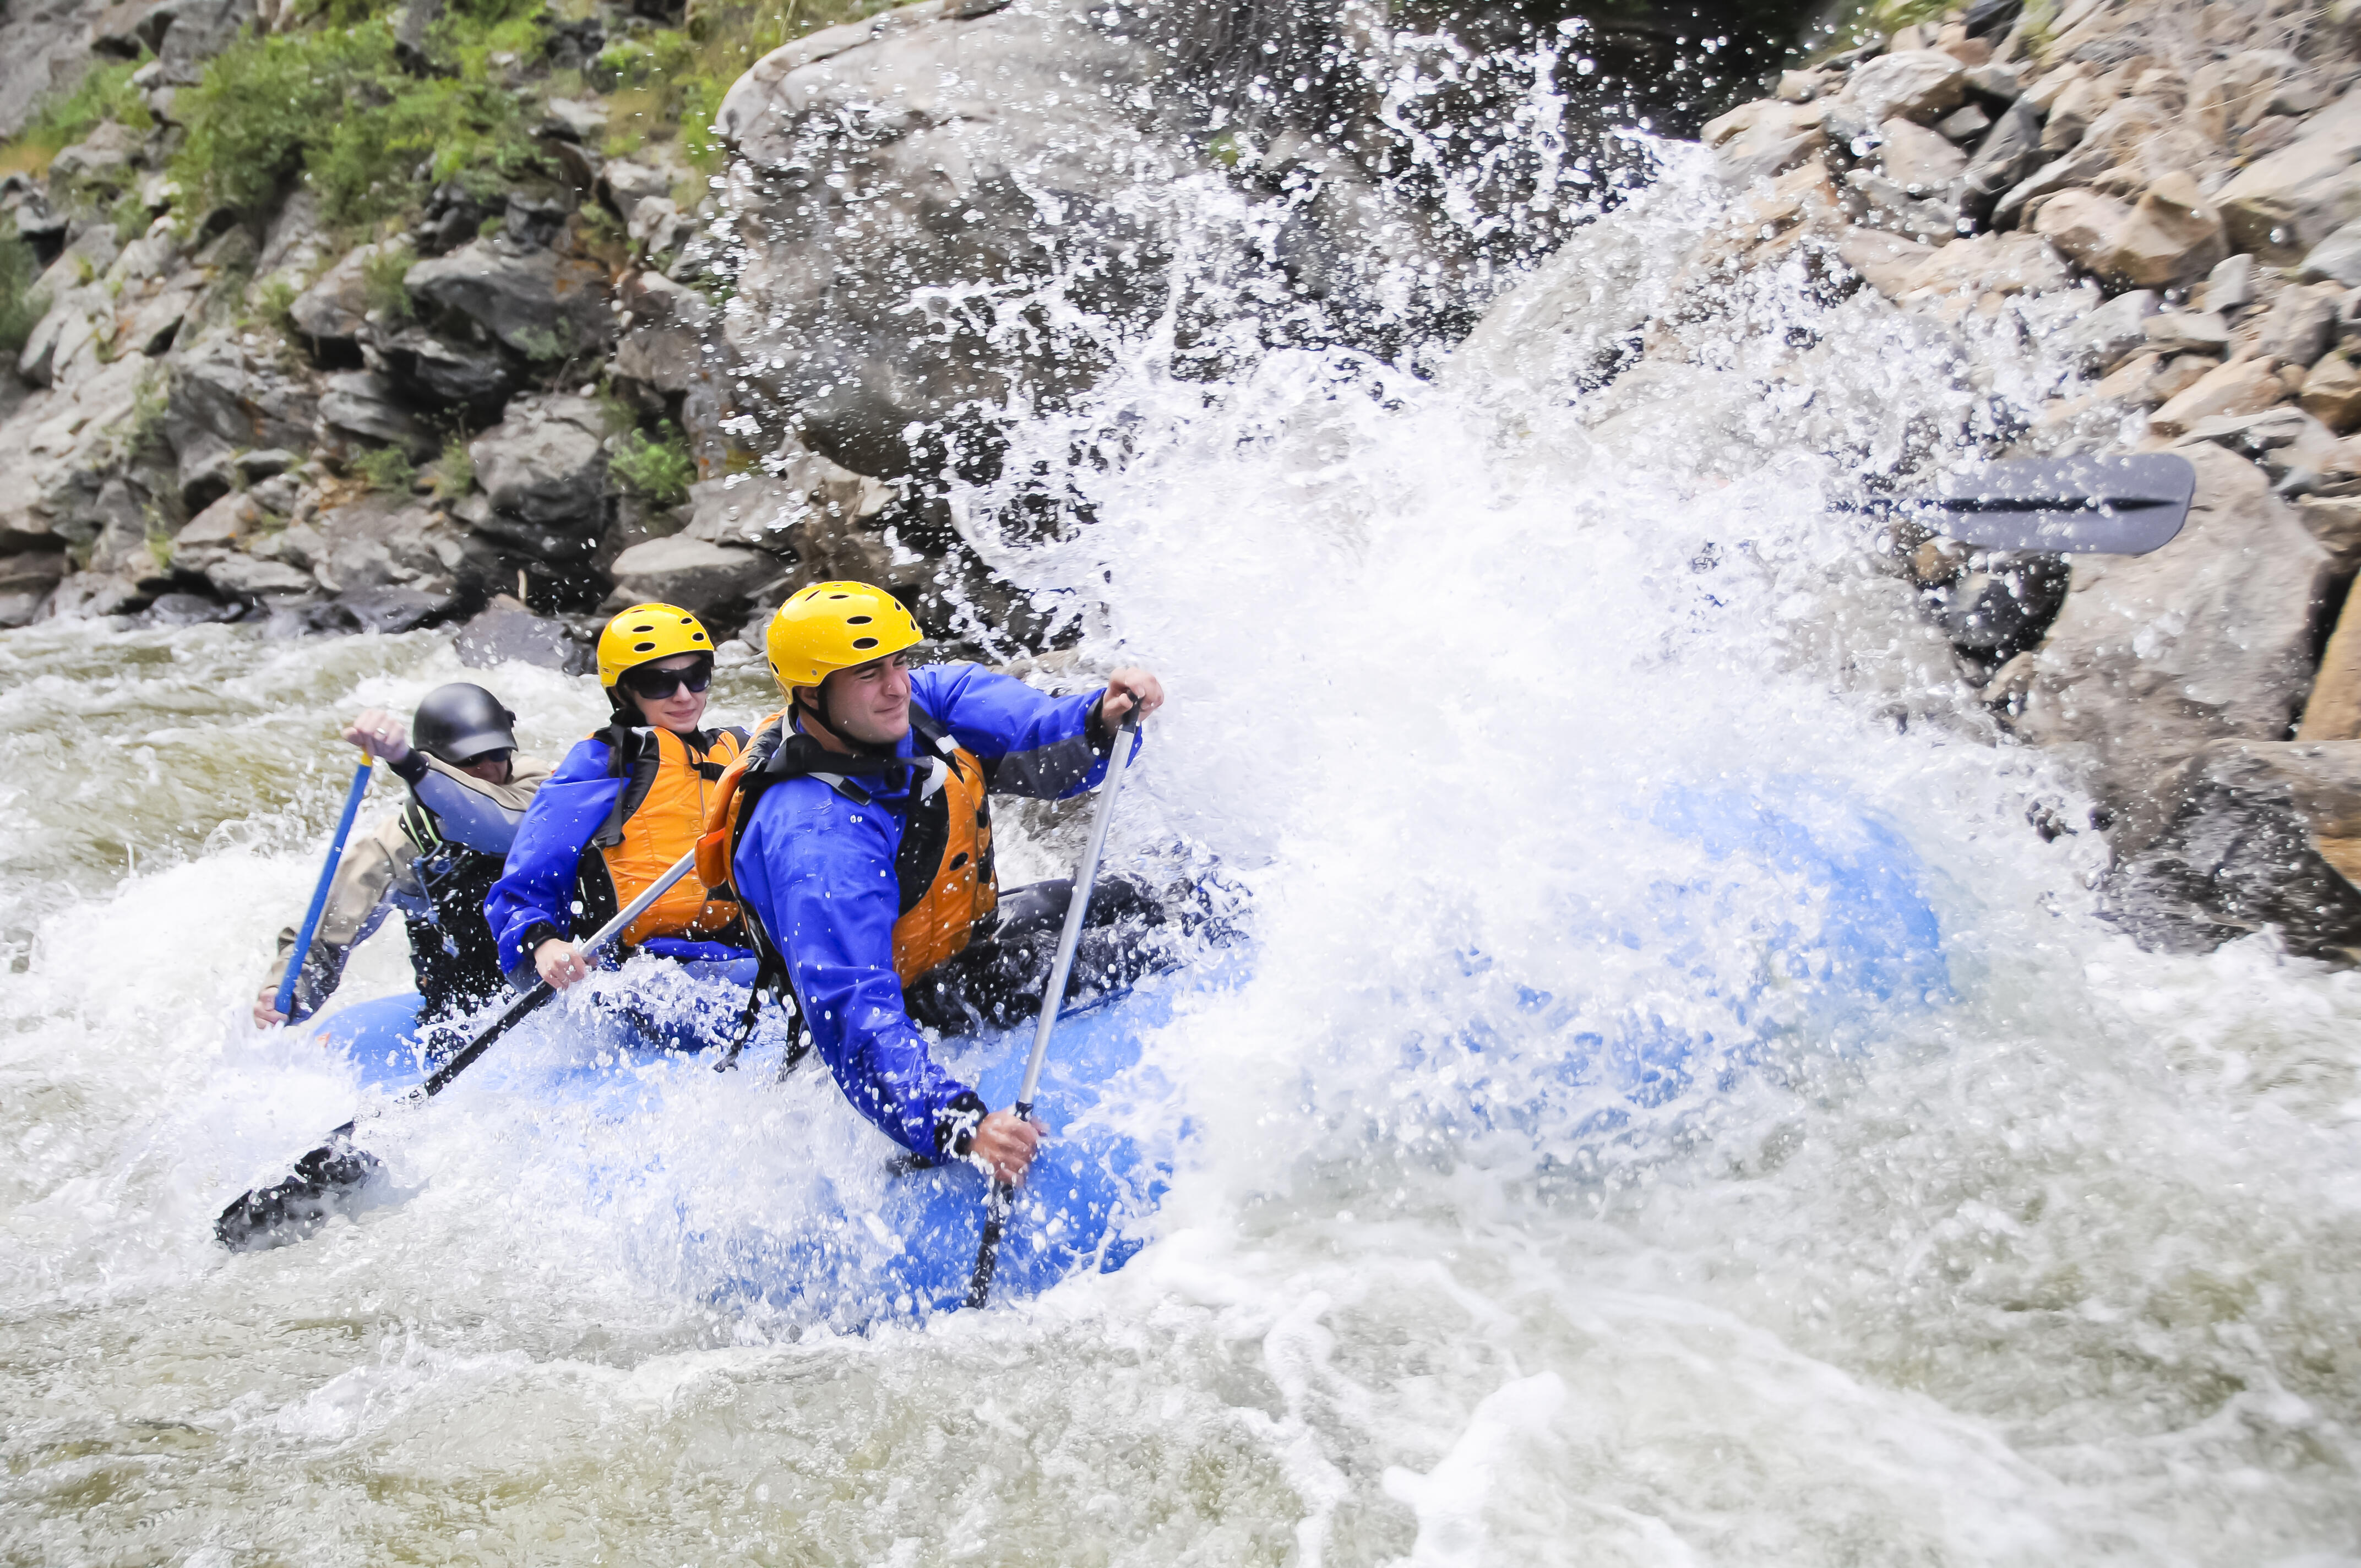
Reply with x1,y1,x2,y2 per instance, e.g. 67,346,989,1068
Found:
810,653,912,745
455,752,513,785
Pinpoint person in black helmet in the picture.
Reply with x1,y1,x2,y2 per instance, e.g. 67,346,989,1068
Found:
253,683,555,1032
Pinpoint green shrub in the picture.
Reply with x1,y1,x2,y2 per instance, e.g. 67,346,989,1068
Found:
361,242,417,320
253,275,301,337
433,429,475,498
1808,0,1959,57
0,236,46,356
0,57,152,178
596,0,904,173
610,423,697,507
171,18,543,230
353,444,417,492
109,187,154,242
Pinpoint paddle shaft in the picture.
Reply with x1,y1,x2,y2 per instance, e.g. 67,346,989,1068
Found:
967,710,1141,1308
217,848,707,1249
275,758,376,1020
411,846,703,1101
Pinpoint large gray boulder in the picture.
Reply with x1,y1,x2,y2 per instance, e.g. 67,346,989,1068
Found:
204,552,318,604
0,0,111,142
146,0,252,86
288,242,389,358
468,394,616,530
454,596,594,674
0,356,157,553
606,534,780,614
164,334,322,508
2216,89,2361,263
317,371,438,460
2112,739,2361,959
405,240,616,365
1845,50,1967,124
0,549,69,628
712,0,1192,477
612,270,716,406
1990,444,2335,850
310,494,466,597
377,326,518,416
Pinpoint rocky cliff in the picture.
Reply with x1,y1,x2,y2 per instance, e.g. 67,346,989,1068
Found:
1455,0,2361,957
0,0,1780,660
7,0,2361,958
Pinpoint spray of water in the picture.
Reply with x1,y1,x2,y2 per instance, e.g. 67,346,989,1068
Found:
4,42,2361,1567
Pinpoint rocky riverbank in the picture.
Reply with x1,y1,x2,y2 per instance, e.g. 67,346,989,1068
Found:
7,0,2361,957
0,0,1779,660
1578,0,2361,955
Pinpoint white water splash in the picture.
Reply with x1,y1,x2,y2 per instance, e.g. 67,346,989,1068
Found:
6,78,2361,1568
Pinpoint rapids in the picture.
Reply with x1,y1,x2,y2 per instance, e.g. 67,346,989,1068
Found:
6,83,2361,1568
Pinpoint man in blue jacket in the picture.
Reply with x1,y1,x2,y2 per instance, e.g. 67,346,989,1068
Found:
713,581,1163,1186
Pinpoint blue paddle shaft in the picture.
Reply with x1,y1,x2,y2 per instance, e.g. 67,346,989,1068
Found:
274,757,376,1020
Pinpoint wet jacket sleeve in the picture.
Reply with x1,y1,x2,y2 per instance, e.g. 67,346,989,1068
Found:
910,663,1143,800
734,781,987,1164
485,739,623,979
388,751,553,855
263,810,404,1022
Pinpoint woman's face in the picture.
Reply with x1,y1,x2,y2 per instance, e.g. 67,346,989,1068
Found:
623,653,711,733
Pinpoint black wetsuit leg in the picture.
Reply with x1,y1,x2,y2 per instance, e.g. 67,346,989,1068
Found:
902,875,1168,1036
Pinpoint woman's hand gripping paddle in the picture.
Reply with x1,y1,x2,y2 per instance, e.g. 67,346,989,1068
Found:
966,710,1143,1309
214,848,705,1253
271,756,377,1023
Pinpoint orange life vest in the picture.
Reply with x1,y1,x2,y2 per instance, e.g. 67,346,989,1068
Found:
700,706,996,983
589,723,746,946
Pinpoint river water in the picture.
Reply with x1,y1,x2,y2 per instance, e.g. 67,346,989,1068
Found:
6,70,2361,1568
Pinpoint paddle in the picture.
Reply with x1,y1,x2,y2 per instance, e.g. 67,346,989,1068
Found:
966,709,1143,1309
1881,452,2197,554
273,756,376,1022
215,847,703,1253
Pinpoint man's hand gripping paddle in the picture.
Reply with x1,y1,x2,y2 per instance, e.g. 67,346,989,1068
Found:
1880,452,2198,555
215,848,704,1253
966,709,1142,1309
273,756,377,1022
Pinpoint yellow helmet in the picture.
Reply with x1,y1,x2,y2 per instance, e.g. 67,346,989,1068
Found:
765,580,922,690
597,602,714,688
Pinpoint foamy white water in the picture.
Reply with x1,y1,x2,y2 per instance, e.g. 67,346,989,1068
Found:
5,112,2361,1568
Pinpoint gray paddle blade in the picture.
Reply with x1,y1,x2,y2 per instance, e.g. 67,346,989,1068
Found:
1924,453,2196,554
214,1133,383,1252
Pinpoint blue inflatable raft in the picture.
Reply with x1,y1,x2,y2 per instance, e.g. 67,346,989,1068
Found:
290,782,1952,1324
302,971,1178,1325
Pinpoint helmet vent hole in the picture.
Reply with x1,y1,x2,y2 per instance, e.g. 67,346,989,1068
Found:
634,640,657,652
829,594,849,600
846,614,873,625
851,636,879,650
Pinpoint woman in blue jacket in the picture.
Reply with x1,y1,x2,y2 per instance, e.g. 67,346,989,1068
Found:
484,603,752,996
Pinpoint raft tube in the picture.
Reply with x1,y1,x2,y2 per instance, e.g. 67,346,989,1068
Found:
292,784,1950,1322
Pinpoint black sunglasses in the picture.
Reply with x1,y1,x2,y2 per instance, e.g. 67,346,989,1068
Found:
622,660,714,700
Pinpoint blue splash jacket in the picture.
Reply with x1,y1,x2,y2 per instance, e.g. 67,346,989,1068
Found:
732,662,1138,1162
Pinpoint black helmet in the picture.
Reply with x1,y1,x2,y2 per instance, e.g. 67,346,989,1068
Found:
411,683,518,765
